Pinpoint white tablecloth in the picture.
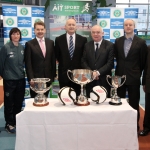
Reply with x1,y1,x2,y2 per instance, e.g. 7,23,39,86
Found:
15,98,138,150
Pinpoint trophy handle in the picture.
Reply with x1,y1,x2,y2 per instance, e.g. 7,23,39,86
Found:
67,70,77,84
119,75,126,87
106,75,112,87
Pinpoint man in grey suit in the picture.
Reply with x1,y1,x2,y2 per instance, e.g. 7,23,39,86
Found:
114,19,147,131
55,18,87,96
24,21,56,98
81,25,114,97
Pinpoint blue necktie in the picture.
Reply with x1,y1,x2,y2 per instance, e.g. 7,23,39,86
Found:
69,36,74,59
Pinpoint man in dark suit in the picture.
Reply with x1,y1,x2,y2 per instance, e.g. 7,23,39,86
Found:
81,25,114,97
55,18,87,96
114,19,147,130
140,46,150,136
24,21,56,97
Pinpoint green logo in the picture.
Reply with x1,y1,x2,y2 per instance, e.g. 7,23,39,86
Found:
25,89,29,97
6,18,14,26
113,30,121,38
21,29,28,37
99,20,107,28
114,10,121,17
35,19,41,23
20,8,28,16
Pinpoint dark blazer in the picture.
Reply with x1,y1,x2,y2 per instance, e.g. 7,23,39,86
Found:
142,45,150,93
24,38,56,82
114,35,147,85
81,39,114,88
55,33,87,82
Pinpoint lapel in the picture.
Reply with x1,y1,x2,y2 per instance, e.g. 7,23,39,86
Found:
34,38,45,59
89,41,96,62
119,36,126,59
64,34,71,60
126,35,138,57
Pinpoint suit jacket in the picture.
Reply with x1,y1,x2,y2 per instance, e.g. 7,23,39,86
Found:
81,39,114,87
114,35,147,85
55,33,87,82
24,38,56,82
142,45,150,93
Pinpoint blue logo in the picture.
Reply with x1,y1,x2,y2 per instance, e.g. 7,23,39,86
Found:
32,28,35,38
2,6,17,16
4,27,12,38
20,38,31,46
110,19,124,29
18,17,31,27
124,8,138,18
103,29,110,39
32,7,44,17
97,8,110,18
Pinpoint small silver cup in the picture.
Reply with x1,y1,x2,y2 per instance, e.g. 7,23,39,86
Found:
106,75,126,105
67,69,94,106
30,78,51,106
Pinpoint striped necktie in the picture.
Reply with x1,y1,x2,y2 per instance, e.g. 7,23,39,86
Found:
39,39,46,57
95,43,99,58
69,36,74,59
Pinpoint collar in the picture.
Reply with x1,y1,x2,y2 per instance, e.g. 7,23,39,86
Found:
67,33,75,39
36,37,45,42
94,39,103,46
124,34,134,40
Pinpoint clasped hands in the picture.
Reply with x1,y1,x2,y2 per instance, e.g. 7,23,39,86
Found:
92,70,99,80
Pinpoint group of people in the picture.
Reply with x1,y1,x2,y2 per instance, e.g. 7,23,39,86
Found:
0,18,150,137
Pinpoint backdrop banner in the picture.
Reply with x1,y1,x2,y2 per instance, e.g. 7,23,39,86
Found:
49,0,92,98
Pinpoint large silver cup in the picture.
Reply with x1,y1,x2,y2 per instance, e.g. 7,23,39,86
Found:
30,78,51,106
67,69,94,106
106,75,126,105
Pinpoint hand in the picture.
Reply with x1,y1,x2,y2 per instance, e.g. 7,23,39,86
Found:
0,76,2,80
143,85,146,92
29,80,35,87
93,71,99,80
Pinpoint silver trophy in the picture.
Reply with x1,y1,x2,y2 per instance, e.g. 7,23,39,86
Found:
67,69,94,106
106,75,126,105
30,78,51,106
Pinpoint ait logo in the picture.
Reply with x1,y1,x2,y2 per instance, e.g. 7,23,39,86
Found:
25,89,29,96
114,10,121,17
6,18,14,26
113,30,121,38
20,8,28,16
21,29,28,37
100,20,107,28
35,19,41,23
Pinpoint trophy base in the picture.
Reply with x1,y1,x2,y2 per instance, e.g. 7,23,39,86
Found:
74,101,90,106
33,101,49,107
109,101,122,105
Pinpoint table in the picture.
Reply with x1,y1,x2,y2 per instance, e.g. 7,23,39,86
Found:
15,98,138,150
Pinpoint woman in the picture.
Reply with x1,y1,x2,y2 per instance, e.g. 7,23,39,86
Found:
0,28,25,133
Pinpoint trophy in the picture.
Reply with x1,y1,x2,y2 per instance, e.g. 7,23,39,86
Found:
67,69,94,106
30,78,51,106
106,75,126,105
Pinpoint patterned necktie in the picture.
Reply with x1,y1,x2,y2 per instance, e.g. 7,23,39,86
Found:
69,36,74,59
95,43,99,58
39,39,46,57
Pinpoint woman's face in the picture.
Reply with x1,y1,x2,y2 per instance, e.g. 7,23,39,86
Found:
11,32,20,42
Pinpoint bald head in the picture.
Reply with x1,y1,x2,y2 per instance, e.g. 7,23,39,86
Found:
65,18,77,35
91,25,104,42
124,19,135,35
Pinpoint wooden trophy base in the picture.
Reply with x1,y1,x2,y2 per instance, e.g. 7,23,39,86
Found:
33,102,49,107
74,101,90,106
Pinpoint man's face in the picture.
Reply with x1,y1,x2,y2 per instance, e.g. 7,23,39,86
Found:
34,24,46,39
124,20,135,34
91,26,104,42
65,19,77,35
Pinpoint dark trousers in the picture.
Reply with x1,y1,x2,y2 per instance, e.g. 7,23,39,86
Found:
117,84,140,127
3,79,25,126
59,80,81,97
143,93,150,129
